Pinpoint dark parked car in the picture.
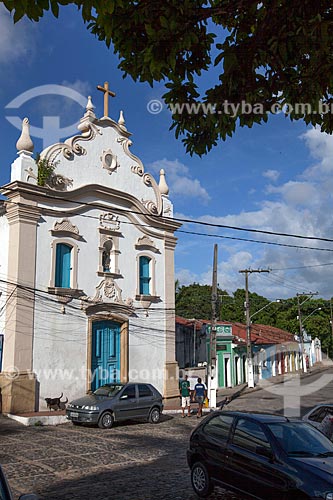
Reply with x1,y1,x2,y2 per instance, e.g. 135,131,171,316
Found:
187,410,333,499
0,465,39,500
66,382,163,429
302,404,333,440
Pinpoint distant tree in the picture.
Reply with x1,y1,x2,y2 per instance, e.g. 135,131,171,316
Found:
175,284,333,358
3,1,333,155
175,283,230,319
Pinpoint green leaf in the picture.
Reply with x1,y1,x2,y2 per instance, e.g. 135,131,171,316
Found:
51,1,59,17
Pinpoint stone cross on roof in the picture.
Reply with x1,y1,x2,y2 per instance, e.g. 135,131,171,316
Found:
96,81,116,117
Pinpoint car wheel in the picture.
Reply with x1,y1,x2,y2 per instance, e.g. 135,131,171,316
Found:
149,407,160,424
191,461,213,498
98,411,114,429
72,421,81,426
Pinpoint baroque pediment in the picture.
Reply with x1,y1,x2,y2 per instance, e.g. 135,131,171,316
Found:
50,218,82,240
39,98,164,216
135,235,160,253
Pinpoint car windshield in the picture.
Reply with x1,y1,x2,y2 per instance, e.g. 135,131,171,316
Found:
267,421,333,457
93,384,123,397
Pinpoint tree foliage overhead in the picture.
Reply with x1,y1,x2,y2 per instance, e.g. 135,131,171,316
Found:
3,0,333,155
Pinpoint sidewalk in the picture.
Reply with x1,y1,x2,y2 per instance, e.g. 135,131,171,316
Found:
216,360,332,404
5,361,332,425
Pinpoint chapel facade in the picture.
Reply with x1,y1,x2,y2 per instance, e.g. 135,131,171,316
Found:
0,88,180,413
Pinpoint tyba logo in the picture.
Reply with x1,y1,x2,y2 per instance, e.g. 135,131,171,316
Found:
5,84,87,149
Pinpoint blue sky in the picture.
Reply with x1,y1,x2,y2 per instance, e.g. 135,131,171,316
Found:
1,5,333,302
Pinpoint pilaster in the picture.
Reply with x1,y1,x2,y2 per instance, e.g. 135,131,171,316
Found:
163,233,179,400
3,193,40,373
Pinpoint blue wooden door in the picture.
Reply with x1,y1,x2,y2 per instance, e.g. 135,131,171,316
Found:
91,321,120,391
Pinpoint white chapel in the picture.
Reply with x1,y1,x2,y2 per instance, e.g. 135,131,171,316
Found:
0,84,181,413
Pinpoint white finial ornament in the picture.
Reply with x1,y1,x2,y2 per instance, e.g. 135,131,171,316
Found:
159,169,169,195
86,95,94,112
118,110,126,128
16,117,34,153
78,96,97,131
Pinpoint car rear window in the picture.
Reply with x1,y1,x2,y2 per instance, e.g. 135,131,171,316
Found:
308,407,327,422
232,418,271,453
204,414,233,441
138,384,154,397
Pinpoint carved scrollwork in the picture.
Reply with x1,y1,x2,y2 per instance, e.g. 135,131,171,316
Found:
131,164,144,176
42,122,101,164
81,279,134,313
135,235,159,253
45,173,73,191
99,212,120,231
141,199,159,214
53,218,79,235
117,136,147,178
143,173,153,186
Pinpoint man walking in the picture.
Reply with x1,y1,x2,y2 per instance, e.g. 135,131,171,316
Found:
179,374,191,417
194,377,207,418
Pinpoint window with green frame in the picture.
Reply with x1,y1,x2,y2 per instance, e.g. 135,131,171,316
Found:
139,256,151,295
55,243,72,288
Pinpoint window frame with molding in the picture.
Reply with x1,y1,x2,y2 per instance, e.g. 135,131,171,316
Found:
48,238,79,295
135,252,159,301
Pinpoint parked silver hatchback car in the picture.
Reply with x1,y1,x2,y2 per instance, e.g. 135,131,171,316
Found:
66,382,163,429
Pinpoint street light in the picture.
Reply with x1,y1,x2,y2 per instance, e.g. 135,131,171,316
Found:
250,299,281,322
301,307,322,324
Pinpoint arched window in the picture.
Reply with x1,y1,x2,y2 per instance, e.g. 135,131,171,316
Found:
139,256,151,295
55,243,72,288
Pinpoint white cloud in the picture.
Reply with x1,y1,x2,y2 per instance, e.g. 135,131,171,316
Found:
61,80,92,100
301,128,333,179
175,268,200,286
263,169,280,182
0,5,37,64
266,181,319,206
175,127,333,299
148,158,211,203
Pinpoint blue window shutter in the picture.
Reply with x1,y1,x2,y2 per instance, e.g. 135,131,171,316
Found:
139,256,151,295
55,244,72,288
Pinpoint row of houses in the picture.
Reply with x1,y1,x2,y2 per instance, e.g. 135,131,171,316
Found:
175,316,323,388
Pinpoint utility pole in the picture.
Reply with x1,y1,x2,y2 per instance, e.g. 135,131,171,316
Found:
193,320,196,367
327,299,333,358
208,244,218,409
296,292,318,373
239,268,270,388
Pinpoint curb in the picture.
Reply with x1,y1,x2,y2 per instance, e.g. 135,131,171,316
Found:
7,413,68,426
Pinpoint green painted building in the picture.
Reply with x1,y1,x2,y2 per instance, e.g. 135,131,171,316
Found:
206,324,247,388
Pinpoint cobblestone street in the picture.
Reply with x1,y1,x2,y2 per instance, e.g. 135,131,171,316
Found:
0,413,237,500
1,366,332,500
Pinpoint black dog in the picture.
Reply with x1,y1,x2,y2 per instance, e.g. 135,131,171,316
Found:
45,392,63,411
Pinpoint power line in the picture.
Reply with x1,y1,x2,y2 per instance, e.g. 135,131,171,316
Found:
178,229,333,252
3,187,333,248
271,262,333,271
